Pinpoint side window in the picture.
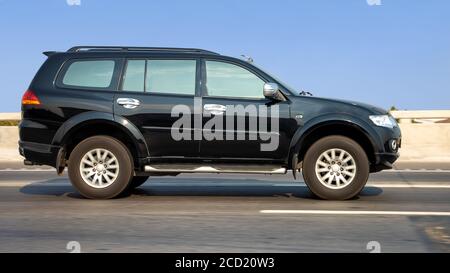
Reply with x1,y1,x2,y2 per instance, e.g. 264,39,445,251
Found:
146,60,196,95
205,61,265,98
62,60,115,88
121,59,196,95
122,60,145,92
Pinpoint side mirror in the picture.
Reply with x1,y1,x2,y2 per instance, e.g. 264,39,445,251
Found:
263,82,279,99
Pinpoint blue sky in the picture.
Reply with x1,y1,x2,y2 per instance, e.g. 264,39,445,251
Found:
0,0,449,112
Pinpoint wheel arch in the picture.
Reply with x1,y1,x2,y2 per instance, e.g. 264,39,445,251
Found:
52,111,149,168
288,115,381,168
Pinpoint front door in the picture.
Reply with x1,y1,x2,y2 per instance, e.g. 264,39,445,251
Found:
199,60,292,161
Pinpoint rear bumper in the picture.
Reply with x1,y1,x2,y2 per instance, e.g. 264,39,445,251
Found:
19,141,60,167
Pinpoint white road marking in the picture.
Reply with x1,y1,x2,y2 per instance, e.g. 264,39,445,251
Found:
0,168,450,173
0,182,449,188
0,168,54,172
260,210,450,216
277,183,450,188
369,184,450,188
0,182,70,187
384,169,450,173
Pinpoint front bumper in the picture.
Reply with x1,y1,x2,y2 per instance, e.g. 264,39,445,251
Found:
371,151,400,172
369,124,401,172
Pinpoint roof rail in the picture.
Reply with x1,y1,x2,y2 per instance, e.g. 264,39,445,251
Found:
67,46,219,55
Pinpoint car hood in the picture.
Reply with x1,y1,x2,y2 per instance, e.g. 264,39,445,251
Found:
327,98,387,114
292,95,388,115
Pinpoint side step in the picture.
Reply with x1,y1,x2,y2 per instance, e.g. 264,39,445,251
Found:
144,164,287,174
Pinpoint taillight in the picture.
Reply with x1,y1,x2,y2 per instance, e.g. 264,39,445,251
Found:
22,89,40,105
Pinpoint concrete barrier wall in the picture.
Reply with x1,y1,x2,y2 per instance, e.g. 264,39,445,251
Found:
1,111,450,162
398,123,450,161
0,112,21,120
0,127,18,148
0,126,20,162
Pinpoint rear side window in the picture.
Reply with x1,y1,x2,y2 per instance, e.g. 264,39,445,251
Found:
61,60,115,88
121,59,196,95
122,60,146,92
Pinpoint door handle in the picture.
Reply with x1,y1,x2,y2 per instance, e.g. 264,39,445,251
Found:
204,104,227,115
117,98,140,109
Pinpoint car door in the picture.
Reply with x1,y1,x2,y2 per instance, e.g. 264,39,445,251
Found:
114,57,200,158
199,59,292,161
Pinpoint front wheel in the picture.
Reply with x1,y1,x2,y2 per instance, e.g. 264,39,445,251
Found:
68,136,134,199
302,135,369,200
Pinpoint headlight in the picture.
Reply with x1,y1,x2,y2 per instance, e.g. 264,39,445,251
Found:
369,115,397,128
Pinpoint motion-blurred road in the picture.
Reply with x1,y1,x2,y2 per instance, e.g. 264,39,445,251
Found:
0,161,449,253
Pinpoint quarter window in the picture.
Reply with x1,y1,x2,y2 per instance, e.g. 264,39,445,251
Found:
122,60,146,92
205,61,265,98
62,60,115,88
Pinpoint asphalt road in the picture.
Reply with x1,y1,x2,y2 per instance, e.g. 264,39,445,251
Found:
0,162,449,253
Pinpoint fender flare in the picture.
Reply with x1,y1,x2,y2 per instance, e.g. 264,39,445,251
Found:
288,113,382,167
51,111,149,158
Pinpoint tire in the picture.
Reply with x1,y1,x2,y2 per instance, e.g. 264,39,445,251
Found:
128,176,149,189
68,135,134,199
302,135,369,200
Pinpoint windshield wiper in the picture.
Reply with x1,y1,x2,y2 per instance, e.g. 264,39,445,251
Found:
299,91,313,96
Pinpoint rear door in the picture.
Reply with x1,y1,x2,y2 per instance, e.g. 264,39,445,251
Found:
114,57,200,158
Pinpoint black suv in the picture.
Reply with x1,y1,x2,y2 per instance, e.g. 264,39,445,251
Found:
19,46,401,200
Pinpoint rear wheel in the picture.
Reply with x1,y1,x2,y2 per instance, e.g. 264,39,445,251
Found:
68,136,133,199
302,135,369,200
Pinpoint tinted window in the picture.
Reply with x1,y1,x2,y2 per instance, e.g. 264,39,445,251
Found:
146,60,196,95
121,59,196,95
122,60,145,92
205,61,265,98
62,60,115,88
